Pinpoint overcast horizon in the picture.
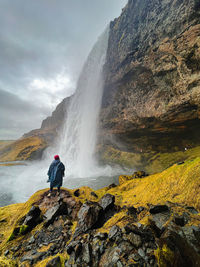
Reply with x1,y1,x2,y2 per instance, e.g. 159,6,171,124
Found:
0,0,127,140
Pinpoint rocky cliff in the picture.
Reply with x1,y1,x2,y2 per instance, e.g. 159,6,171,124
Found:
100,0,200,157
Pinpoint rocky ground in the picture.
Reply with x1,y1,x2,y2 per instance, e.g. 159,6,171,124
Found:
1,158,200,266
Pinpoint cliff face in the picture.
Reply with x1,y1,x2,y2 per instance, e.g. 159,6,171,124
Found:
101,0,200,153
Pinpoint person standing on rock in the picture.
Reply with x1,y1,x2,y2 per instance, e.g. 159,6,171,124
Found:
47,155,65,196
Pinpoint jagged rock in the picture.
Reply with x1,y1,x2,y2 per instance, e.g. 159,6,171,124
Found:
186,206,199,214
43,202,68,227
127,206,137,217
46,256,61,267
127,232,142,248
108,225,122,241
66,241,81,255
23,205,41,230
21,251,46,264
138,248,145,258
82,243,92,264
173,214,188,227
94,232,108,240
149,204,169,214
99,194,115,211
74,189,80,197
149,211,171,237
74,201,103,237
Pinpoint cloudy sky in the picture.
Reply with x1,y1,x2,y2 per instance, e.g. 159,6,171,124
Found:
0,0,127,140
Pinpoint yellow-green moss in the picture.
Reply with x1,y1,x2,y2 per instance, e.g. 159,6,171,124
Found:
0,136,47,162
101,145,200,174
0,256,17,267
19,224,29,235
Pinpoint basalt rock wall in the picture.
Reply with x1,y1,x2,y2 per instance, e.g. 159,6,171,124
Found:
100,0,200,153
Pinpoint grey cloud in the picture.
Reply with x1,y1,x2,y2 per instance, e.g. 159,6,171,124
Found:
0,0,127,139
0,89,50,139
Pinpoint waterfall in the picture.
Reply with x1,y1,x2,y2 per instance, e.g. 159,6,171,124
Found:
55,27,111,178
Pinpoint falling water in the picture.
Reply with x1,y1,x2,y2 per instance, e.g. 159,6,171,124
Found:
54,27,111,177
0,27,124,206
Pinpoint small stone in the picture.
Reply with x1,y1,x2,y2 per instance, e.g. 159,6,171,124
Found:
173,215,186,227
128,232,142,248
117,261,123,267
28,236,35,244
127,206,137,216
4,250,9,256
74,189,80,197
112,251,120,264
138,248,145,258
108,225,122,241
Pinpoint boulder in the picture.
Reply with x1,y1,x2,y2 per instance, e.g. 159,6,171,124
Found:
74,201,103,237
127,232,142,248
43,202,68,227
23,205,41,230
99,194,115,211
108,225,122,241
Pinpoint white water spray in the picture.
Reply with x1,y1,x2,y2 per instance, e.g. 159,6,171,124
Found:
52,27,112,177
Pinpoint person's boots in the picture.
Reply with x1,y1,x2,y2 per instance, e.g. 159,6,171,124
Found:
47,190,52,197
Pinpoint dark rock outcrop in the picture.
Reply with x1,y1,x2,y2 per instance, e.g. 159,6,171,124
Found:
100,0,200,155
